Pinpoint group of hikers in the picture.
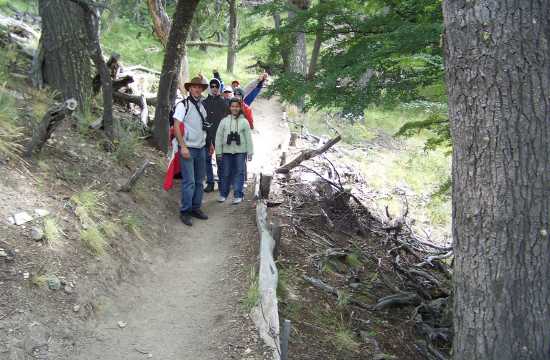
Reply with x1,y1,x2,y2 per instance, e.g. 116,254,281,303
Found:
163,71,268,226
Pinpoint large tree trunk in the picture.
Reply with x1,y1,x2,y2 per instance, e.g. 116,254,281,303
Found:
226,0,238,73
443,1,550,359
273,13,290,73
38,0,92,109
153,0,200,153
288,0,309,109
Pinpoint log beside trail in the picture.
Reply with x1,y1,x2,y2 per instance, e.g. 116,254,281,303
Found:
24,99,78,158
276,135,341,174
119,160,152,192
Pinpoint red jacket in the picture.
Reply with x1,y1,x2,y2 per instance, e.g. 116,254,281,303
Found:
242,103,254,129
163,122,185,191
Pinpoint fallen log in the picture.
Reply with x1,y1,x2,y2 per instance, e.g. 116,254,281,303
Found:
373,292,421,311
24,99,78,158
276,135,341,174
113,92,158,107
119,160,152,192
125,65,161,75
140,95,149,127
186,41,227,47
303,275,368,309
260,172,273,199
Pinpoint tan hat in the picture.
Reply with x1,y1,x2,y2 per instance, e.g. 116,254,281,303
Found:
184,76,208,91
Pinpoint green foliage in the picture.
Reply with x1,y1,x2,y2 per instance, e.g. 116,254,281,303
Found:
71,190,106,225
0,87,23,160
242,266,260,311
113,129,140,165
243,0,444,112
44,217,62,248
333,328,360,352
395,108,450,152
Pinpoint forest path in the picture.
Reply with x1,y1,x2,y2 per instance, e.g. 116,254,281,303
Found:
73,98,287,360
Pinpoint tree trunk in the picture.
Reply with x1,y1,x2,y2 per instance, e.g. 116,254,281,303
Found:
307,0,324,82
288,0,309,109
153,0,200,153
226,0,238,73
70,0,116,140
38,0,92,109
443,1,550,359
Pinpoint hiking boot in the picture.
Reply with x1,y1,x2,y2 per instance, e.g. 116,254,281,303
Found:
180,212,193,226
204,183,215,193
232,197,243,205
217,196,227,203
191,209,209,220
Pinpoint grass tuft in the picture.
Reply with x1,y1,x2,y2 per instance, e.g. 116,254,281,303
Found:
43,217,62,248
242,266,260,311
333,328,360,352
113,130,140,165
81,226,107,256
31,274,48,287
71,190,106,224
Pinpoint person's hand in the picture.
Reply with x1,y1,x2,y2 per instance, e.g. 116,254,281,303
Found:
180,146,191,160
209,144,215,155
247,154,253,162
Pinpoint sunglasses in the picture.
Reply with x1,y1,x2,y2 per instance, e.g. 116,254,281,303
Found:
210,84,219,88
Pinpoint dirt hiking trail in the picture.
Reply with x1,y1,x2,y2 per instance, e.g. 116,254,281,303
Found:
73,98,287,360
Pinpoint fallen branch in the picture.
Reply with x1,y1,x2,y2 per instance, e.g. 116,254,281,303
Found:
276,135,341,174
125,65,161,75
119,160,152,192
24,99,78,157
373,292,421,311
186,41,227,47
303,275,368,309
113,92,158,106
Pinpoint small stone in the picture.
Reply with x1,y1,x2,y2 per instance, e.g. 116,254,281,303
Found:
73,305,80,312
47,275,61,290
0,248,7,257
63,286,73,294
31,227,44,241
13,212,33,225
23,272,30,280
7,216,15,225
244,348,252,355
146,354,152,358
117,321,127,328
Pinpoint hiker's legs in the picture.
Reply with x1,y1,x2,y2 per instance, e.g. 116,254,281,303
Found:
221,154,234,198
191,147,206,210
179,150,195,214
216,155,224,191
233,153,246,199
204,148,214,185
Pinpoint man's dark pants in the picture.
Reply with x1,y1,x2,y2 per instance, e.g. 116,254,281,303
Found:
180,147,206,214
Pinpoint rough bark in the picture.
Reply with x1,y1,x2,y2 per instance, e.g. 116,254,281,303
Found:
287,0,309,109
226,0,238,73
38,0,92,108
273,13,289,72
443,1,550,359
153,0,200,153
70,0,116,140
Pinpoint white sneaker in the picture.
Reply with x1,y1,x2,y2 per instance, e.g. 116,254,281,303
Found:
218,196,227,203
232,197,243,205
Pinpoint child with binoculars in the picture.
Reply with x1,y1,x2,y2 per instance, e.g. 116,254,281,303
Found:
215,97,254,204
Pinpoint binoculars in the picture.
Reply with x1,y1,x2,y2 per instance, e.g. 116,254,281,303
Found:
226,131,241,145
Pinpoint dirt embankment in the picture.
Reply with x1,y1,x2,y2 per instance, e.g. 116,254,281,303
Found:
1,97,287,359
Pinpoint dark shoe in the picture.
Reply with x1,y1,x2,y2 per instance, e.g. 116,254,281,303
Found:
204,183,215,193
191,209,208,220
180,212,193,226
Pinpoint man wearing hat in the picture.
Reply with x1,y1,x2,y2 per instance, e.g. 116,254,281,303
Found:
203,75,227,193
173,76,211,226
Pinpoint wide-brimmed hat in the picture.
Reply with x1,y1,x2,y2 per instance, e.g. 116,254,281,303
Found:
184,76,208,91
223,86,234,93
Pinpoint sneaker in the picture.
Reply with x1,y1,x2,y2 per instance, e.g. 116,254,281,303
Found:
180,212,193,226
190,209,209,220
204,183,215,193
232,197,243,205
218,196,227,203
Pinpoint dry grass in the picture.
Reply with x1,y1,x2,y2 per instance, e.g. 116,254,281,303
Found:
81,226,108,256
43,217,62,248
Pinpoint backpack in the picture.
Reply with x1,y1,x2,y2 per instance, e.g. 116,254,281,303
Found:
169,98,189,127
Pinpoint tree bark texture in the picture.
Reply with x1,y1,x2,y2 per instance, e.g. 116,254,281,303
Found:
70,0,116,140
153,0,200,153
226,0,238,73
273,13,289,72
38,0,92,108
443,1,550,359
288,0,308,76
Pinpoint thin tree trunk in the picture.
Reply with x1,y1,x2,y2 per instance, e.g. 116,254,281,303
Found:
288,0,309,109
153,0,200,153
38,0,92,108
226,0,238,73
307,29,321,80
443,1,550,359
69,0,116,140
